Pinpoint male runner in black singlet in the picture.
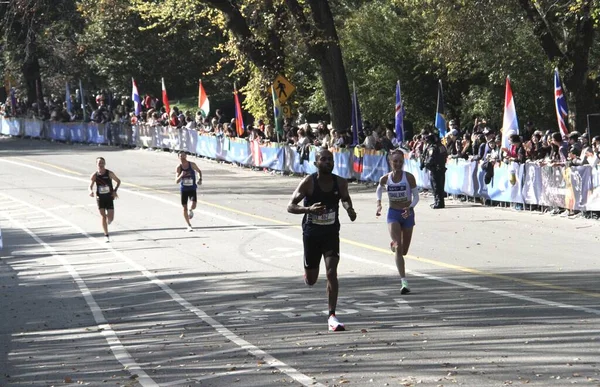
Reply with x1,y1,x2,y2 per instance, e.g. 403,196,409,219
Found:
89,157,121,243
287,148,357,331
175,151,203,231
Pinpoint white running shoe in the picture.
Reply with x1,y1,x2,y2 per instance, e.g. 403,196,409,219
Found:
108,219,113,225
328,314,345,332
188,209,194,219
187,226,194,232
104,236,110,243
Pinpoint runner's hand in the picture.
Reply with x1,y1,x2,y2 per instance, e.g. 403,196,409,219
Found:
347,207,357,222
89,191,94,198
308,202,325,215
402,208,410,219
376,204,382,217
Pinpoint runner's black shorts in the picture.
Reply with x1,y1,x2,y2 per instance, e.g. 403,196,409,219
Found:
303,233,340,269
97,195,114,210
181,190,197,206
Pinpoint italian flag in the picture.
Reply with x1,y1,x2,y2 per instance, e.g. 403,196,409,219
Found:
198,79,210,117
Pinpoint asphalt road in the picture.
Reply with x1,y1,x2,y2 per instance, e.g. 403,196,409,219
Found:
1,136,599,387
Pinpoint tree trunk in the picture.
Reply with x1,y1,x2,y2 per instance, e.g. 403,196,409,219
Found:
22,53,42,107
286,0,351,132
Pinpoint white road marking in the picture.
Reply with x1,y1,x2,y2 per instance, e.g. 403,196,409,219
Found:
3,157,600,385
0,191,324,387
2,205,158,387
5,159,600,319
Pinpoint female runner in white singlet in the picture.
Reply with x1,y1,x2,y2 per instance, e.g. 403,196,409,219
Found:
375,150,419,294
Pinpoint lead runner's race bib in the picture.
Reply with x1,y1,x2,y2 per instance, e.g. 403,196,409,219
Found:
182,177,194,186
311,210,336,225
98,185,110,195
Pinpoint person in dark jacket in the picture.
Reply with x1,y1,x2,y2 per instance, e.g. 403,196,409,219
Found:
421,134,447,209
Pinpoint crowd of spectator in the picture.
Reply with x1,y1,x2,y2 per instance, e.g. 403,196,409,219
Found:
406,118,600,168
3,90,600,169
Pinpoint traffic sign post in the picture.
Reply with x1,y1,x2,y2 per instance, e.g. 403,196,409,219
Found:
272,74,295,104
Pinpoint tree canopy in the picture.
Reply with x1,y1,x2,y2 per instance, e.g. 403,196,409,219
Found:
2,0,599,132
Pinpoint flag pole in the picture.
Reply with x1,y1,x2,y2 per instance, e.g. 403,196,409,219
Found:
353,81,358,146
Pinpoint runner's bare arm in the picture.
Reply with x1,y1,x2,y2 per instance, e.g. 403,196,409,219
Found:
338,177,357,221
191,162,203,184
175,166,184,183
287,177,323,214
109,171,121,198
89,173,96,197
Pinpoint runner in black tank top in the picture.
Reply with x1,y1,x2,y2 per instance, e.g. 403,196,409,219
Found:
175,151,203,232
89,157,121,243
288,148,357,332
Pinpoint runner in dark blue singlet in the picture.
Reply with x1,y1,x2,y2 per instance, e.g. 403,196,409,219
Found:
287,148,357,332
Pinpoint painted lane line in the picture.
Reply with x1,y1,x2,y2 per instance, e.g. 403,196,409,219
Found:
3,161,600,313
1,205,158,387
3,158,600,317
0,191,324,387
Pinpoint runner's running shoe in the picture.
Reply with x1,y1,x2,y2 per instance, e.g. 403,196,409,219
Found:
328,314,345,332
390,241,398,253
401,279,411,295
303,273,313,287
187,226,193,232
188,209,194,219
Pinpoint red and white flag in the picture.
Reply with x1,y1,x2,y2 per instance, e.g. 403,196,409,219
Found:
501,76,519,150
198,79,210,117
161,77,170,115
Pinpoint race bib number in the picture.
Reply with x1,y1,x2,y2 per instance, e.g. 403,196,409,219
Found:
388,185,408,202
98,185,110,195
312,211,336,225
182,177,194,186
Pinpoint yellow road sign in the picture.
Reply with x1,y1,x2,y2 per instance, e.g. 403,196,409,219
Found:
281,104,293,119
273,74,295,104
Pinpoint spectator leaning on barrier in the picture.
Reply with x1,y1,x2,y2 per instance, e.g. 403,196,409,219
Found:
504,134,526,164
551,132,569,164
380,129,396,152
584,146,599,166
568,131,582,155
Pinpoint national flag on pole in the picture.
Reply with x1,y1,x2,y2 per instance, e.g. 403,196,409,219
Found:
161,77,170,115
501,76,519,151
271,86,283,138
233,83,245,137
65,82,73,115
353,146,365,173
131,78,141,116
554,68,569,137
198,79,210,118
79,79,87,121
395,80,405,143
351,82,363,146
435,80,446,137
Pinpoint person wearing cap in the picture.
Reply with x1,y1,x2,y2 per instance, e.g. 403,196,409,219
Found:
421,134,447,208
